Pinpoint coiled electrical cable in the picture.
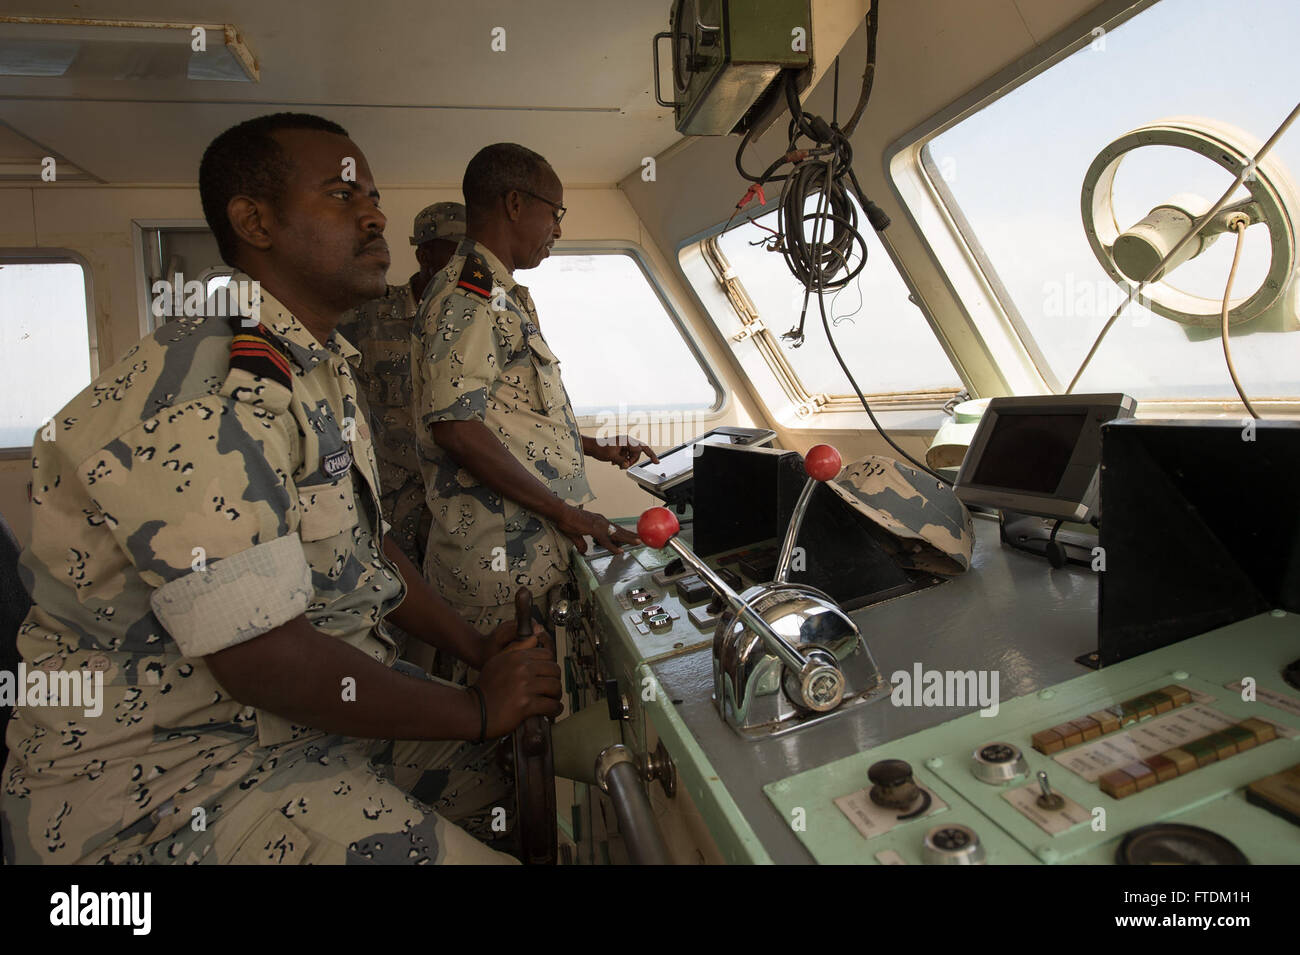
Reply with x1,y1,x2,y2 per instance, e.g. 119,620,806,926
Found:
728,2,951,485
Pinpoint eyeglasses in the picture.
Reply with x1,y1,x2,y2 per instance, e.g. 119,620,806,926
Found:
513,188,567,225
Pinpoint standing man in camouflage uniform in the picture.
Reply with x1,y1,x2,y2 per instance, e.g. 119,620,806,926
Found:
411,144,659,678
337,202,465,572
1,114,561,865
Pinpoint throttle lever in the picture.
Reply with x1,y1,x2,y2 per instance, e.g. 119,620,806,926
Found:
638,497,845,713
514,589,549,755
515,586,533,640
512,587,556,864
774,444,842,583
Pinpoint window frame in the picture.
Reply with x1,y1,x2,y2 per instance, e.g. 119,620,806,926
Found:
542,240,728,425
201,267,235,291
881,0,1283,414
0,248,98,458
131,218,216,336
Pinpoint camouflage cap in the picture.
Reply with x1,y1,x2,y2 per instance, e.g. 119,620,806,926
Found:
410,202,467,245
826,455,975,576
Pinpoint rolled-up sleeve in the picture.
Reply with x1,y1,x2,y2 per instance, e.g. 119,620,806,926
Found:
75,394,307,655
150,533,311,656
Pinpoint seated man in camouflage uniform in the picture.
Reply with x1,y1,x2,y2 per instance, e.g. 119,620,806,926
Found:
337,202,465,575
411,144,659,680
0,113,561,865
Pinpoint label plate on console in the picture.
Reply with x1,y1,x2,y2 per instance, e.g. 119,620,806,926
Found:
833,786,947,840
1002,783,1091,835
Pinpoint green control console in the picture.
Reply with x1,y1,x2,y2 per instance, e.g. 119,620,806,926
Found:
764,614,1300,864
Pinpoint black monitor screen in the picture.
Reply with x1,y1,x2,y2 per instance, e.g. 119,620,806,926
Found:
969,412,1087,494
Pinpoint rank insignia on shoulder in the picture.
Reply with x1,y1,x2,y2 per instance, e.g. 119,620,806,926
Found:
456,253,492,300
227,317,293,390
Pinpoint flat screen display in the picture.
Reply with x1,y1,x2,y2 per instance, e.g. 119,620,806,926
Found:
645,432,738,484
629,427,778,500
969,412,1087,494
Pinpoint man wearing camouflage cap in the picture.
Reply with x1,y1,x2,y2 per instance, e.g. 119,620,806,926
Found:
337,201,466,572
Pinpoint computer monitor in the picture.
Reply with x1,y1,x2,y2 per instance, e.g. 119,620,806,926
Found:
954,394,1136,523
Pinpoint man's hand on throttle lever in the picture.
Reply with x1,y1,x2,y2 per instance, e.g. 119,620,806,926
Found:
556,503,640,556
473,632,563,738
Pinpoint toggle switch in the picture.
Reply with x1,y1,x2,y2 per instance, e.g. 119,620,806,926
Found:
1036,770,1065,811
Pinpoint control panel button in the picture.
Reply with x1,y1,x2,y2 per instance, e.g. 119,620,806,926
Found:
674,575,712,604
922,823,986,865
868,759,921,811
970,741,1028,785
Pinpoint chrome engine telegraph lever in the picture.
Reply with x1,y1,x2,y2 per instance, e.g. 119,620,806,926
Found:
637,447,851,716
773,444,843,584
637,506,827,689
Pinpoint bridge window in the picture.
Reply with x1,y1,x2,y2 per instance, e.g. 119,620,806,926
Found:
904,0,1300,403
524,251,719,417
0,257,95,452
709,195,963,405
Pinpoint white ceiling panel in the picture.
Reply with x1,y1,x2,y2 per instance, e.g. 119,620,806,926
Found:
0,0,683,184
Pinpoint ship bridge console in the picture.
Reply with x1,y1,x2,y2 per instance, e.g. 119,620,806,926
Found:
547,418,1300,865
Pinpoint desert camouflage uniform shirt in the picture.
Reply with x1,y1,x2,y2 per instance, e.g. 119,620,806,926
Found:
1,282,512,864
411,239,594,609
336,281,431,568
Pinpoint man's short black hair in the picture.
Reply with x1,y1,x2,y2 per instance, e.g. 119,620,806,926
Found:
462,143,553,221
199,112,349,266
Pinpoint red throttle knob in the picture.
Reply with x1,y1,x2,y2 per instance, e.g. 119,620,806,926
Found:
637,507,680,550
804,444,842,482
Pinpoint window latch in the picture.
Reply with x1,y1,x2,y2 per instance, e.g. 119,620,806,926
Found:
794,394,829,418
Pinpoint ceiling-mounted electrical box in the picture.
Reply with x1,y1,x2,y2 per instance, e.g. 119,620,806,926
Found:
653,0,812,136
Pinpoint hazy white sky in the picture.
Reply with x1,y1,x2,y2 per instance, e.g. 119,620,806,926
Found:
524,252,716,416
0,262,92,449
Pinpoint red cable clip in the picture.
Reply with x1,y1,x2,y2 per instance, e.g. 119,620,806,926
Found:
735,183,767,211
